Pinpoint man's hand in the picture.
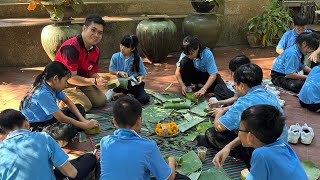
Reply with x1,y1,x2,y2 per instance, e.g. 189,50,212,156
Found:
96,76,108,86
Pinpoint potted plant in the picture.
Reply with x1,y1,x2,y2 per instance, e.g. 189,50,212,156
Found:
247,0,293,47
27,0,84,60
191,0,224,13
27,0,83,21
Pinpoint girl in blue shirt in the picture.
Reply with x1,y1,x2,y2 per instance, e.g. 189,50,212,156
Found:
298,65,320,112
20,61,99,144
271,32,319,93
109,34,150,104
175,36,225,97
213,105,307,180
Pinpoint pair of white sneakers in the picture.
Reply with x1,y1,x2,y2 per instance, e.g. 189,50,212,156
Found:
288,123,314,145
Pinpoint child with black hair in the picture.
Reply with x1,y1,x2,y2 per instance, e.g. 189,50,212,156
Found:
213,105,307,180
175,36,225,97
298,65,320,112
197,64,287,168
20,61,99,143
271,32,320,93
100,96,190,180
107,34,150,104
209,54,251,107
0,109,98,180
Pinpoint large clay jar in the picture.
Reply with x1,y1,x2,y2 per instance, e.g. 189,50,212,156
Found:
41,22,81,60
182,13,222,48
41,5,81,60
136,18,177,63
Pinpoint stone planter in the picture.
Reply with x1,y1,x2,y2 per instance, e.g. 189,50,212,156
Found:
136,18,177,63
182,13,222,48
191,0,214,13
246,32,261,48
41,22,81,60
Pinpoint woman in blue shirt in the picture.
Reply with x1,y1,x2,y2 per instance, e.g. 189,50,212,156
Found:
175,36,224,97
298,65,320,112
20,61,99,144
271,32,319,93
109,34,150,104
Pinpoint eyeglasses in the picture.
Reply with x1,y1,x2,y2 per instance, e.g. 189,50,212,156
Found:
234,128,250,134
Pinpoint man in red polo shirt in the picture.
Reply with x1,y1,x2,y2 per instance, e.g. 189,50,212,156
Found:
56,15,107,112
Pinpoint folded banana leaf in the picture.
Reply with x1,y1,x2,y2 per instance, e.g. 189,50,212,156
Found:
190,101,209,117
186,92,199,103
196,122,212,134
163,100,192,110
302,160,320,180
162,155,184,166
105,78,120,89
198,167,231,180
176,151,202,176
167,98,186,103
188,171,202,180
178,113,205,132
183,131,199,142
146,89,169,102
142,105,173,123
118,76,137,90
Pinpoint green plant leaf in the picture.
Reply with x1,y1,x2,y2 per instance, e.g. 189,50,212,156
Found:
190,101,209,117
196,122,212,134
142,105,173,123
301,160,320,180
178,113,205,132
176,151,202,176
198,167,231,180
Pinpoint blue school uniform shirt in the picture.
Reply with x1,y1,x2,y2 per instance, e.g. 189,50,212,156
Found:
21,81,66,123
100,128,172,180
219,85,288,141
247,140,308,180
176,48,218,75
276,29,312,50
298,65,320,104
0,129,69,180
272,44,305,75
109,52,147,77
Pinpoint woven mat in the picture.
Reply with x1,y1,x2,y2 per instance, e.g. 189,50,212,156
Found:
262,78,298,96
87,105,246,180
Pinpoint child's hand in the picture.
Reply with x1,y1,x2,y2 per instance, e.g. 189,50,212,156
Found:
137,76,143,85
118,71,128,78
212,146,231,168
181,85,187,96
86,119,100,129
208,101,220,108
308,51,319,63
193,88,206,97
168,157,177,168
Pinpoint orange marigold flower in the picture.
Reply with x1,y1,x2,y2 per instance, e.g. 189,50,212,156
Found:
27,2,37,11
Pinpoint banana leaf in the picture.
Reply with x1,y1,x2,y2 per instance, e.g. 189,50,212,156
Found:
163,100,192,110
198,167,231,180
163,155,184,166
190,101,209,117
146,89,169,102
142,105,173,123
176,109,189,114
118,76,137,90
302,160,320,180
176,151,202,176
183,131,199,142
188,171,202,180
178,113,205,132
167,98,186,103
186,92,199,103
105,78,120,89
196,122,212,134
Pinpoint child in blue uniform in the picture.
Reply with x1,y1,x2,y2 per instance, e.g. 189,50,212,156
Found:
100,97,190,180
175,36,225,97
298,65,320,112
0,109,97,180
209,54,251,107
271,32,319,93
108,34,150,104
20,61,99,143
213,105,308,180
197,63,287,168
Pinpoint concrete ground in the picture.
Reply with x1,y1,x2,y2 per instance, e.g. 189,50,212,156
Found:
0,46,319,167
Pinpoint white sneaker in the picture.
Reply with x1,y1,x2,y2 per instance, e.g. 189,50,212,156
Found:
288,123,301,144
187,86,193,93
209,97,218,102
105,89,115,102
300,123,314,145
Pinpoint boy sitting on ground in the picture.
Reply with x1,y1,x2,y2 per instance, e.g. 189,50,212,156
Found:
100,96,189,180
213,105,307,180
